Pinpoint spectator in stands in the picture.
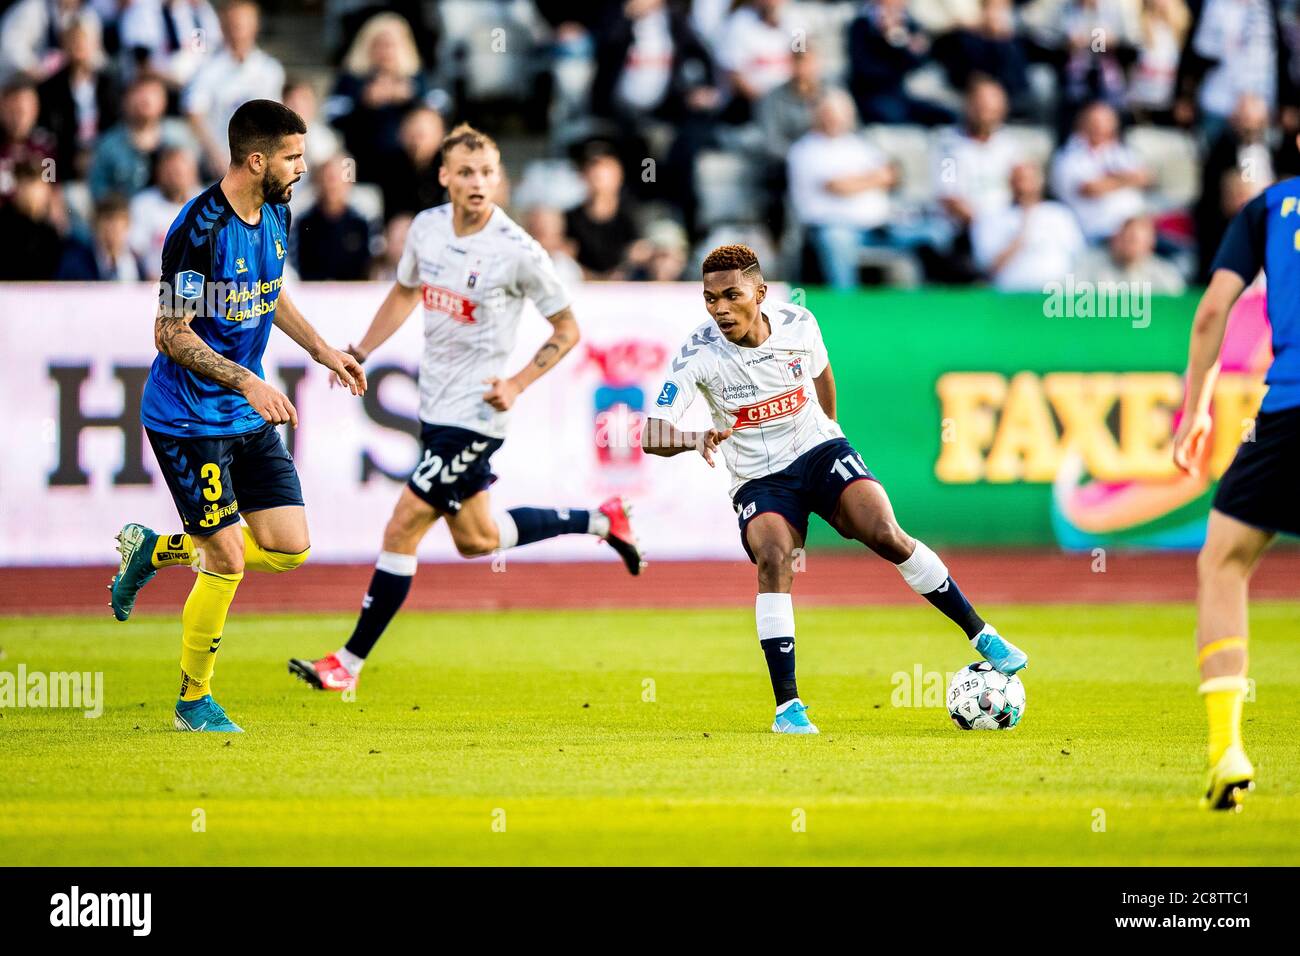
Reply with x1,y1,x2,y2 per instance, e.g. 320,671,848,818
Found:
282,79,341,172
1073,213,1186,292
328,12,433,183
0,0,98,82
972,161,1085,290
368,211,412,282
0,78,57,201
848,0,956,126
788,88,903,289
1194,93,1275,280
627,219,689,281
591,0,720,127
564,145,648,280
129,145,200,274
524,205,583,289
293,154,373,281
379,105,445,220
183,0,285,175
1021,0,1140,137
89,74,188,201
757,46,825,160
932,0,1030,109
716,0,798,123
1174,0,1295,138
0,162,62,279
1127,0,1191,124
37,14,119,181
931,75,1018,279
57,193,147,280
1050,100,1152,242
118,0,224,89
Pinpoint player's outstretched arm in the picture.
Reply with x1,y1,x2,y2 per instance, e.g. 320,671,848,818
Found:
273,289,367,396
155,310,299,427
483,306,580,412
347,281,423,366
1173,270,1246,475
641,419,733,468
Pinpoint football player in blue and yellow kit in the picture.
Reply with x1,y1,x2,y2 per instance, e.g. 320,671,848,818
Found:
109,99,367,732
1173,165,1300,810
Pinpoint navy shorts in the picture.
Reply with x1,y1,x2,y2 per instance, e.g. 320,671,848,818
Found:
732,437,878,562
147,423,304,535
407,422,504,514
1212,405,1300,537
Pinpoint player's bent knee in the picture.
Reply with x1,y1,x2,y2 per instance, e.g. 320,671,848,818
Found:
260,546,311,573
197,529,245,574
454,535,496,558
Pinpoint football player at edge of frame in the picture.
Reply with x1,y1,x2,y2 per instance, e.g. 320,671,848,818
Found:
1172,148,1300,811
641,244,1028,734
287,122,645,693
107,99,368,732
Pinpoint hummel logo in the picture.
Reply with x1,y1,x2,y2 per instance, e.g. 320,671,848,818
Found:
937,580,950,593
779,642,794,653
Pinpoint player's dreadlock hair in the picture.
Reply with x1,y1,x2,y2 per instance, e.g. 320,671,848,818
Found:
440,123,499,164
702,244,763,283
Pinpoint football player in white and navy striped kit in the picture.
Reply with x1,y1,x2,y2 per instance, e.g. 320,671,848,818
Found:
289,124,644,693
643,244,1028,733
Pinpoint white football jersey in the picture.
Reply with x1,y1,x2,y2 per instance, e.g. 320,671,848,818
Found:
396,204,571,438
646,300,844,495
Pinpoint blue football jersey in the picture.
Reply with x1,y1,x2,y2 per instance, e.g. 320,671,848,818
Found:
1211,177,1300,413
142,182,291,437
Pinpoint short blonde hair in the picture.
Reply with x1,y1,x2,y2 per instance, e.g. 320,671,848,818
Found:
439,123,499,165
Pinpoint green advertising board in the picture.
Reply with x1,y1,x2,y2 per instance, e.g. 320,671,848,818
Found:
802,289,1269,550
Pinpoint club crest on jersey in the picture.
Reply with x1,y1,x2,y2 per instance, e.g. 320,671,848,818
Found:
787,357,803,379
467,270,479,289
732,385,808,430
656,382,679,407
275,238,285,259
422,284,477,324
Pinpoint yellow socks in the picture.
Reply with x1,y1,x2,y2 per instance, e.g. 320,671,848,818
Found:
178,569,243,701
152,533,196,568
1200,671,1248,766
240,527,310,573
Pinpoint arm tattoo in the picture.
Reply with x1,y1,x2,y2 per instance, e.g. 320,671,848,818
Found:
155,313,250,391
531,330,569,369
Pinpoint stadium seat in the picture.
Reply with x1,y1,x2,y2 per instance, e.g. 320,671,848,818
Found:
348,183,384,225
862,125,934,204
788,0,858,85
1000,124,1055,170
1124,126,1202,210
436,0,538,101
696,150,765,228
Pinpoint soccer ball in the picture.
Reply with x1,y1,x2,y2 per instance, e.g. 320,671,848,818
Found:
947,661,1025,730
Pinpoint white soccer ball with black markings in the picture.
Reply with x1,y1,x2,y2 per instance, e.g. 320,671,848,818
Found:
947,661,1025,730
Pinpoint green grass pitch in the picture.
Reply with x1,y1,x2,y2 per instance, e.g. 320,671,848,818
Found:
1,602,1297,866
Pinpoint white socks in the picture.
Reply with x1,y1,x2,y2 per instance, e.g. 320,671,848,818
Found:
493,511,520,550
588,511,610,537
375,550,418,576
756,592,795,641
335,647,365,676
894,540,948,595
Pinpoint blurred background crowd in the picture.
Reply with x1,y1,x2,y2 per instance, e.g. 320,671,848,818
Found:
0,0,1297,289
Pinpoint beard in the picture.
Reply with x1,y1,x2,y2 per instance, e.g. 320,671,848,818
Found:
261,170,296,205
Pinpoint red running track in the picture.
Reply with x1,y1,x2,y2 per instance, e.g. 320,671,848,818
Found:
2,551,1299,616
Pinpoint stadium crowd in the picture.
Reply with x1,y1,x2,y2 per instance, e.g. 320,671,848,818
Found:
0,0,1296,288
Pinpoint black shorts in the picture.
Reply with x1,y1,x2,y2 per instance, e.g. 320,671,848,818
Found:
1212,405,1300,537
732,437,878,562
407,422,504,514
146,423,304,535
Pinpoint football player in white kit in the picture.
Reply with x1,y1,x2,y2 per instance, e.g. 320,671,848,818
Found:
289,124,644,692
642,245,1027,733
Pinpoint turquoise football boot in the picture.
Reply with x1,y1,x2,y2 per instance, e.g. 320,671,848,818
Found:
772,698,819,734
174,695,243,733
973,625,1028,675
109,522,159,622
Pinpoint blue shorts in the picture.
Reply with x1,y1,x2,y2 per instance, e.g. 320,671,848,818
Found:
732,437,878,562
147,423,304,535
407,422,504,514
1212,405,1300,537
